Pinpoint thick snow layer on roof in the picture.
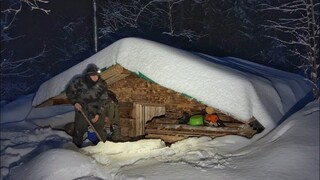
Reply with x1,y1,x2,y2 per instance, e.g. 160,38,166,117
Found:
32,37,313,137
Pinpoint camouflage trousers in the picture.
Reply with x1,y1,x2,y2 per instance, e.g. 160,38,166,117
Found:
73,109,107,147
105,101,121,141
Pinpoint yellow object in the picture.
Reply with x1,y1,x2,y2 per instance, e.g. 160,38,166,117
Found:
205,106,214,114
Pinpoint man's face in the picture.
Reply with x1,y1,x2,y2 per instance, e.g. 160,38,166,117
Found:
90,75,99,82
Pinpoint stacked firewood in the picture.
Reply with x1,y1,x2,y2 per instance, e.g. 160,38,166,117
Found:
145,117,258,144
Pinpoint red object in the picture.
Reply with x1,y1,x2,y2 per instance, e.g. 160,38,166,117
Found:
205,114,219,123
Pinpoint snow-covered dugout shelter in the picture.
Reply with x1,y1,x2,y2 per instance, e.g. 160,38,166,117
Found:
32,37,313,143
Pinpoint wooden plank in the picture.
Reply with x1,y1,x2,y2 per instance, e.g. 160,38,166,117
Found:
100,65,132,85
132,102,166,137
222,122,247,128
151,118,179,124
147,123,241,132
52,99,70,105
134,103,144,136
145,128,255,142
145,134,188,144
100,64,124,80
144,106,166,122
145,123,256,139
106,74,130,85
146,128,229,137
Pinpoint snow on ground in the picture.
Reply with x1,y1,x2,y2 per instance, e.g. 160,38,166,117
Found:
1,98,318,180
116,100,319,180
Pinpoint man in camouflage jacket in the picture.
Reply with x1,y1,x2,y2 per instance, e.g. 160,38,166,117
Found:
66,64,109,148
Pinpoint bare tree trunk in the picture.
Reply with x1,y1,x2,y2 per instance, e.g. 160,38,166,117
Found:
93,0,98,53
307,0,319,98
167,1,174,34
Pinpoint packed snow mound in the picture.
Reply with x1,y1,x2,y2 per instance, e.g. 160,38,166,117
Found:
80,137,235,170
11,149,112,180
0,94,34,123
81,139,170,167
32,37,313,136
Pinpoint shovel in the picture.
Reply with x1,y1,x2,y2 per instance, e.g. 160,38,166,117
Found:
79,108,103,142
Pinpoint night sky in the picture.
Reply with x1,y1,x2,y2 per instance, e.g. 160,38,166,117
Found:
1,0,319,102
10,0,92,57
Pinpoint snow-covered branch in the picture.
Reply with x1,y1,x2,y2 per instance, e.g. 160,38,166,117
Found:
1,0,50,31
50,16,91,67
259,0,319,98
99,0,205,42
1,0,51,75
1,0,51,101
99,0,159,35
162,29,207,42
0,44,47,77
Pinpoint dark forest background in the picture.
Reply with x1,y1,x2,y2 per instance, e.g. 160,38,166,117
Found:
1,0,319,102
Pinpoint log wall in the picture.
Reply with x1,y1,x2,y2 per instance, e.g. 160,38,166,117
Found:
108,73,206,119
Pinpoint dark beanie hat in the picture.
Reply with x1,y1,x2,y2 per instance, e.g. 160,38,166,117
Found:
86,64,99,75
